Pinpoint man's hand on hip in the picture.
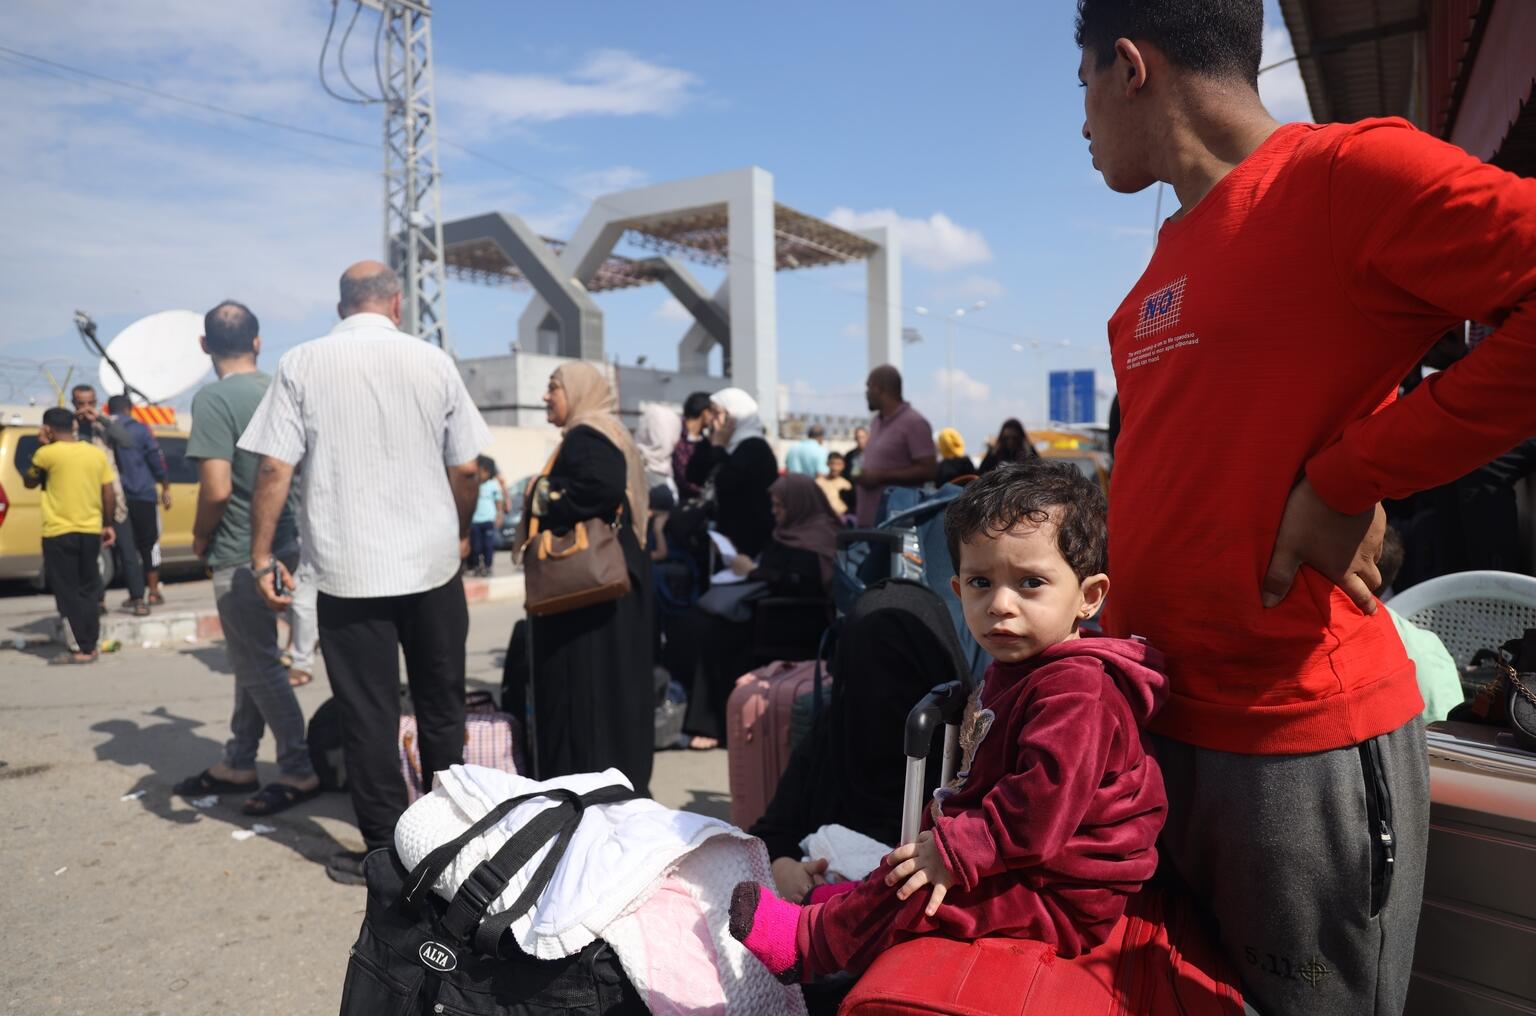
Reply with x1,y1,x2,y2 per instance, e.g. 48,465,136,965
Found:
1261,477,1384,614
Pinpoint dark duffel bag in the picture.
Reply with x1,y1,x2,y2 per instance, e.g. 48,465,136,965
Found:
339,784,647,1015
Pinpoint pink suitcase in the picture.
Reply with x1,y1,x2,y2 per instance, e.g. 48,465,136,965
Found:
727,659,821,829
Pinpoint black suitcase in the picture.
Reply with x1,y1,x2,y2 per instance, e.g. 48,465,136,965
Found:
339,784,647,1015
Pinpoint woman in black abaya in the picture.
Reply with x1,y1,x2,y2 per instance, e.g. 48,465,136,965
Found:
518,363,654,795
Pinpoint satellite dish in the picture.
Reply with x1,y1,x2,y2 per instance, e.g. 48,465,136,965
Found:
98,310,209,403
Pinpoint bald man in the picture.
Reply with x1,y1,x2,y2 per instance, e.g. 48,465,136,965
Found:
855,365,936,526
239,260,491,885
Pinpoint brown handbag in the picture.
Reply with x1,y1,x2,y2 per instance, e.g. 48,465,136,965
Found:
520,456,632,617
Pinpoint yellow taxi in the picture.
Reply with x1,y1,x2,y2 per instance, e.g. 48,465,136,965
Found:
1032,426,1113,495
0,404,201,586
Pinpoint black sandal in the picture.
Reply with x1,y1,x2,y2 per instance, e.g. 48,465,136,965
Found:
173,769,259,797
242,782,320,816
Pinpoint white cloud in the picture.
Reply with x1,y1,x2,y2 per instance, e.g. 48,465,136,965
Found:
654,297,693,323
934,367,990,403
1260,23,1312,124
440,50,700,133
840,322,863,339
825,207,992,272
567,166,650,198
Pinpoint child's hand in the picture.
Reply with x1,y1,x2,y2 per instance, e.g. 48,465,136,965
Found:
883,830,954,916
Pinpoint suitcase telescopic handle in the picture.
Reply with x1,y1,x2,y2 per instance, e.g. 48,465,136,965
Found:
900,680,968,846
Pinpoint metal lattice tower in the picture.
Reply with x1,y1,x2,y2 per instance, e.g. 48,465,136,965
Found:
376,0,449,349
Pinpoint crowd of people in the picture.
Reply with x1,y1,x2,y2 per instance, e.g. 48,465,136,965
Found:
22,1,1536,1010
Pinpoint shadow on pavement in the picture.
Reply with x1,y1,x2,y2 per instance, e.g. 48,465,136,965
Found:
679,788,732,821
178,645,235,675
90,705,353,866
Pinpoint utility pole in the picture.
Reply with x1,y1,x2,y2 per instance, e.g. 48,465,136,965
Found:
369,0,449,350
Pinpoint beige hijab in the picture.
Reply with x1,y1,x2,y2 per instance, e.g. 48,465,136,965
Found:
552,362,648,543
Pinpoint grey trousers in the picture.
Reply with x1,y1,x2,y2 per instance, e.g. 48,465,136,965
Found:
215,548,314,778
1154,716,1429,1016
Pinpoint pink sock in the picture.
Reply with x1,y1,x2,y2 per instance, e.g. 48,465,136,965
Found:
805,880,859,905
728,881,803,983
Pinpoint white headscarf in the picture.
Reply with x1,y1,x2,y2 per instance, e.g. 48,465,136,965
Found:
710,387,765,453
634,403,683,481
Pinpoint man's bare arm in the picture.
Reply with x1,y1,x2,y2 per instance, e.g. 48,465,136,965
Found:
249,456,295,567
249,456,297,609
448,461,479,542
192,459,233,558
100,484,117,547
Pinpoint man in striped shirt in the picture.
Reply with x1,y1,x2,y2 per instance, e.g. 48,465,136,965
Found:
242,261,490,885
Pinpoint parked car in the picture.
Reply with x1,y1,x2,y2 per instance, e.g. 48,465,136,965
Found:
0,404,202,587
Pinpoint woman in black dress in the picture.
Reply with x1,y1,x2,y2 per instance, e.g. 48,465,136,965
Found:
518,363,654,795
685,387,779,559
678,474,840,749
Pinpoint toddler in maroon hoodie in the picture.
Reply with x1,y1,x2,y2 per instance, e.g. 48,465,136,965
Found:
730,460,1169,982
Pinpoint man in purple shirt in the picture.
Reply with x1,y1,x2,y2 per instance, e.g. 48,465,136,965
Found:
854,365,937,526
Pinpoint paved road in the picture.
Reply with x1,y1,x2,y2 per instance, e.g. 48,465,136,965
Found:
0,597,728,1014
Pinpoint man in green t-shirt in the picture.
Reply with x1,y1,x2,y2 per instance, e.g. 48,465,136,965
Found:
175,301,317,817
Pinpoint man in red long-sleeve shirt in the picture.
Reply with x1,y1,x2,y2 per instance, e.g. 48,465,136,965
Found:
1076,1,1536,1013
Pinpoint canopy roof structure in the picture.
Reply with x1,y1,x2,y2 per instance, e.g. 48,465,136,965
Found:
434,167,901,436
440,202,877,292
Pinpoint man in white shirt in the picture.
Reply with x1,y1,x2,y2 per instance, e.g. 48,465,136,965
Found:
242,261,489,885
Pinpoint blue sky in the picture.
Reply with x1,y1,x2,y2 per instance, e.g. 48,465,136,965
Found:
1,1,1308,446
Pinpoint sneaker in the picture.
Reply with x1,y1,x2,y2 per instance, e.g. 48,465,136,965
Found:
126,600,150,617
325,849,369,886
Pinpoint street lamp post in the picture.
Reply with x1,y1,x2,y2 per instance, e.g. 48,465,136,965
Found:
914,301,987,426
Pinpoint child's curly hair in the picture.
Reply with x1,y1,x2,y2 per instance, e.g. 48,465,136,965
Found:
943,460,1108,580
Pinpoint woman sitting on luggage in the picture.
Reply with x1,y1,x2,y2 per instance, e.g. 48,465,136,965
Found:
517,363,655,796
676,474,840,750
685,387,778,559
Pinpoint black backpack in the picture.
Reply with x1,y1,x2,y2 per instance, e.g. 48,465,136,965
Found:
340,784,647,1015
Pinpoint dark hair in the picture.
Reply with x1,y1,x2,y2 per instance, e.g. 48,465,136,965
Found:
827,450,845,462
42,407,75,431
944,460,1108,580
1376,526,1405,596
477,454,497,475
70,384,95,399
1075,0,1264,86
682,391,713,420
808,424,825,439
338,264,401,314
106,394,132,415
204,300,259,356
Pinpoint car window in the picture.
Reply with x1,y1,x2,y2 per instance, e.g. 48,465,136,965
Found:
157,436,199,485
13,434,39,475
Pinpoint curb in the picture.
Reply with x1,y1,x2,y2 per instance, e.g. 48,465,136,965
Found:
8,572,526,651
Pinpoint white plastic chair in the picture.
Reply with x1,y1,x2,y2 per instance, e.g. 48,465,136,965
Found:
1386,570,1536,668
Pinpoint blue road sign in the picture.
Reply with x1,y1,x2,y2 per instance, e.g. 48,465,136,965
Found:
1048,369,1095,423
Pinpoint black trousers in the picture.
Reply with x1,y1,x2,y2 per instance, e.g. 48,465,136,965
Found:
125,499,160,577
44,533,101,654
318,573,468,850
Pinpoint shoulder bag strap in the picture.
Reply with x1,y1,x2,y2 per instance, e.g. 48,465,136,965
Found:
403,785,574,910
464,784,637,955
523,449,561,546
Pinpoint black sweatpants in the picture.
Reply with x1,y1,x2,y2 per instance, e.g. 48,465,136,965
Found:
125,499,160,578
44,533,102,654
318,573,468,850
